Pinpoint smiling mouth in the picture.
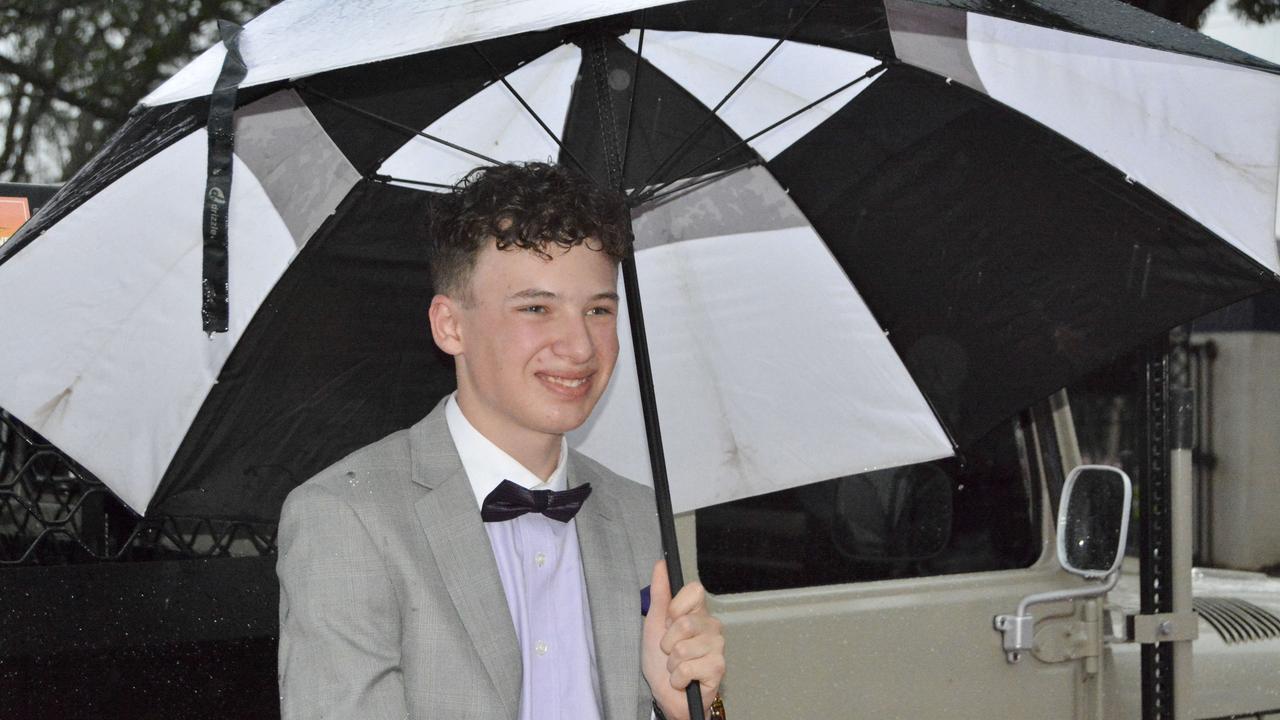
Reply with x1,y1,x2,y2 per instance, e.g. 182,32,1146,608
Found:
541,374,589,389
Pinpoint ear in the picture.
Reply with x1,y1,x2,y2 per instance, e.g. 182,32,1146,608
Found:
428,294,464,356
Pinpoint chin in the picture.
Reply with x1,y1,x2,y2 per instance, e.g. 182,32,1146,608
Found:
538,402,599,435
542,413,591,435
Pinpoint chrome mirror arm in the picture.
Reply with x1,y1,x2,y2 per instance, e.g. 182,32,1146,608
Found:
993,570,1121,663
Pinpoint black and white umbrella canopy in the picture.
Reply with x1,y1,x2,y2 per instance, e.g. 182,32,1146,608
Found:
1,0,1278,521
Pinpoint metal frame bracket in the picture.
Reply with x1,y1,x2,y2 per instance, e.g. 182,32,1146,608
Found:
1125,611,1199,644
1032,616,1103,663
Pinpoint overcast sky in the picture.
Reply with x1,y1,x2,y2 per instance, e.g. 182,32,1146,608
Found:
1199,0,1280,62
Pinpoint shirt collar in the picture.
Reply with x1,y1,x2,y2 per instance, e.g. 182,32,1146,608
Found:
444,392,569,509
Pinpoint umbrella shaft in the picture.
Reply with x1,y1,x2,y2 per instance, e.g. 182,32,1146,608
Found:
620,254,684,590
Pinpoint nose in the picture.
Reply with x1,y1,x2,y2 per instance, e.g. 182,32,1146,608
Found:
553,314,595,363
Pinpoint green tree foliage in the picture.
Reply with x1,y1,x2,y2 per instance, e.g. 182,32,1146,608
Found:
0,0,276,183
1230,0,1280,23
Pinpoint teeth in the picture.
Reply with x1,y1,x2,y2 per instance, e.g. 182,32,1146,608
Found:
544,375,586,388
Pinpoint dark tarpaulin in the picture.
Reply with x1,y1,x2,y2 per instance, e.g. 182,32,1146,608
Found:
0,183,61,217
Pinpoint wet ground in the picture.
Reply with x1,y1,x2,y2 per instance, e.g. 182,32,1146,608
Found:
1,637,278,719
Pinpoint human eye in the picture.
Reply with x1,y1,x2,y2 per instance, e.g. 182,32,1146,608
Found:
518,305,548,314
586,305,615,317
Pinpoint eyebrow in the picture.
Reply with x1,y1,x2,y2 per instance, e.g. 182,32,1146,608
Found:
507,289,556,301
505,289,620,302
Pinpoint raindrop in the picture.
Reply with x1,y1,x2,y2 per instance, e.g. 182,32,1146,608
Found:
608,68,632,91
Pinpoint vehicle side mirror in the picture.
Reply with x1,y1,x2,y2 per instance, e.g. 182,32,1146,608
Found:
1057,464,1132,579
995,464,1132,662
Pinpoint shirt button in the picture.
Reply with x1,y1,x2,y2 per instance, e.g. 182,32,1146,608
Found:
535,641,549,656
534,552,546,567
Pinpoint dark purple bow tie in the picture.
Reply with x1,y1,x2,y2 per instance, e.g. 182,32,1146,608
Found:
480,479,592,523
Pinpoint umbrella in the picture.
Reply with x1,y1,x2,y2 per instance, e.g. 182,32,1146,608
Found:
1,0,1278,529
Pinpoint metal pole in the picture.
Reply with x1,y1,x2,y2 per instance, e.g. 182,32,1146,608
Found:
1140,337,1175,720
1169,382,1196,719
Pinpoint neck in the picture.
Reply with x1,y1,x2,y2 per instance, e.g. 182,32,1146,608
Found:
496,431,562,482
454,392,562,481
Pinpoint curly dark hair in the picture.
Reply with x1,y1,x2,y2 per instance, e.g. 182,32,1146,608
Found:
429,162,631,299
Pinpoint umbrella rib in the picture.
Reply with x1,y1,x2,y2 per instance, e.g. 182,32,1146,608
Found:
629,0,824,198
633,62,887,205
471,46,591,179
619,20,646,192
370,174,458,190
295,84,505,169
640,159,759,207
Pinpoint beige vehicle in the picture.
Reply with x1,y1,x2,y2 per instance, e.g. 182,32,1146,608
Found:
677,365,1280,719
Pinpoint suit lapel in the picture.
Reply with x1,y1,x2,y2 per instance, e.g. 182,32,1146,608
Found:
409,405,521,718
571,455,643,720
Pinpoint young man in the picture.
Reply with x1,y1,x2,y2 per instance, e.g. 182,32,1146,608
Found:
277,162,726,720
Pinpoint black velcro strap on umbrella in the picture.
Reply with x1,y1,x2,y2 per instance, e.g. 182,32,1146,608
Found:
202,19,247,335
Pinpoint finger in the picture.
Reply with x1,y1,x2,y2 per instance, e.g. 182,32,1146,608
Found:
665,627,725,674
666,580,708,619
644,560,672,640
660,612,722,655
650,560,672,613
665,653,727,695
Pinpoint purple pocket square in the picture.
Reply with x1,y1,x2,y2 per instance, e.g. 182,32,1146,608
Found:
640,585,651,617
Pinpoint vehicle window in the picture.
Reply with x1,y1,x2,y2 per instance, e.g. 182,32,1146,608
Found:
696,418,1041,594
1064,353,1143,557
1067,291,1280,573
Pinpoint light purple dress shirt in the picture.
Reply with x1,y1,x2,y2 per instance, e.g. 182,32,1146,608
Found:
445,395,604,720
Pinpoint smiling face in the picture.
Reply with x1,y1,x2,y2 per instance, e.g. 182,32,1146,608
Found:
429,241,621,465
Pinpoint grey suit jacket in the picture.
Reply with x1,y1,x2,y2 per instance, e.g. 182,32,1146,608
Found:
277,400,663,720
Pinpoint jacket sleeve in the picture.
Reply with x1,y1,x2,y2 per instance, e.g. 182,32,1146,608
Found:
277,482,407,720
